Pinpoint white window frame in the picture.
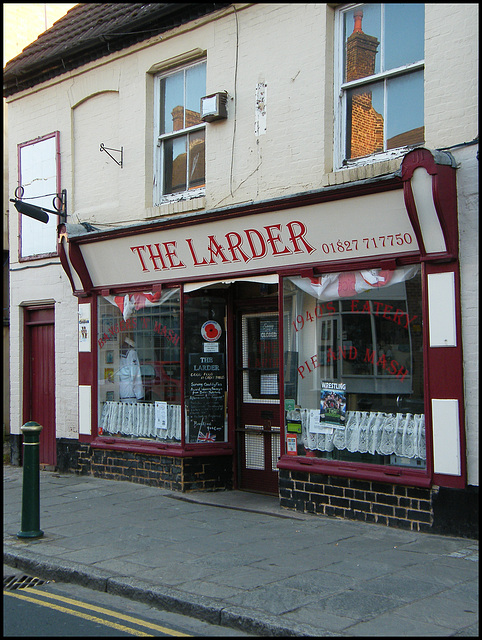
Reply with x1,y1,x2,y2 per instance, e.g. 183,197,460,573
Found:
153,61,206,206
334,3,424,169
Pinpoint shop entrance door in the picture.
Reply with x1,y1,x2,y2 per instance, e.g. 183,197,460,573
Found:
236,309,280,495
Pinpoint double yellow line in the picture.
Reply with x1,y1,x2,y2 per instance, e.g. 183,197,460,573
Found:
4,588,191,637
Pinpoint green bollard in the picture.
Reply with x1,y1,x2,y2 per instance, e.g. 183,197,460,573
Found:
17,421,44,539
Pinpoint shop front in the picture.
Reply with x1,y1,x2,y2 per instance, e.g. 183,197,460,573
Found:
59,148,466,529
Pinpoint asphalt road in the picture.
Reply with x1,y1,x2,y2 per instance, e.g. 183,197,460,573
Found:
3,568,253,637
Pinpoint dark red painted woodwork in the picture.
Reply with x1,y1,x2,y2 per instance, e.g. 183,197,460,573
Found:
24,307,56,466
401,147,459,261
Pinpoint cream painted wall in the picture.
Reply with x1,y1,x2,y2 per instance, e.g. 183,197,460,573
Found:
7,3,479,224
6,4,478,481
424,3,479,150
4,3,77,437
9,267,79,439
7,4,333,227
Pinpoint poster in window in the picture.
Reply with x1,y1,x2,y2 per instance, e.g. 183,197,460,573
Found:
155,401,168,431
320,381,347,426
78,303,91,352
188,353,226,443
286,433,298,455
260,319,277,340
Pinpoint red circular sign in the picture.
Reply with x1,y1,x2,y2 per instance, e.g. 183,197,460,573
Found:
201,320,222,342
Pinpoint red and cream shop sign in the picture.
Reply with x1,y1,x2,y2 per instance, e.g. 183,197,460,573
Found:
75,189,418,289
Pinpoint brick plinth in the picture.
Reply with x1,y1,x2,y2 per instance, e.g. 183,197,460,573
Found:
279,469,433,532
56,440,233,492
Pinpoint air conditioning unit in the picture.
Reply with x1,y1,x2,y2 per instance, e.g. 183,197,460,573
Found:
200,92,228,122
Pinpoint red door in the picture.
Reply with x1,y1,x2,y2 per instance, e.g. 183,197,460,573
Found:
24,307,56,466
236,309,280,495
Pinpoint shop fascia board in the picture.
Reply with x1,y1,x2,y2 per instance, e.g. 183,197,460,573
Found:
64,172,404,244
59,150,458,296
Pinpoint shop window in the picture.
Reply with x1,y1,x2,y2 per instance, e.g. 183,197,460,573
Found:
184,293,228,443
336,3,424,164
97,288,181,442
154,61,206,204
283,266,425,467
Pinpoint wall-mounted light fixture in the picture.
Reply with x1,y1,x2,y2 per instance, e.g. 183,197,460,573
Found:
10,186,67,223
200,92,228,122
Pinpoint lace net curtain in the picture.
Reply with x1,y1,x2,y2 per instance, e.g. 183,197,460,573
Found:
292,409,425,459
99,401,181,441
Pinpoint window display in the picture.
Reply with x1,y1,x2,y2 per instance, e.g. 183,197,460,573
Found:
283,266,425,467
97,288,181,442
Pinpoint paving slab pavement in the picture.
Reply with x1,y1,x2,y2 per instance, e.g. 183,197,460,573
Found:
3,465,478,636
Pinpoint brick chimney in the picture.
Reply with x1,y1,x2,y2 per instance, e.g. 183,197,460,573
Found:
345,9,384,159
171,105,202,131
345,9,379,82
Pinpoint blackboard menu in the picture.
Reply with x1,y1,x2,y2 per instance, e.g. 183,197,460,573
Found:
188,353,226,443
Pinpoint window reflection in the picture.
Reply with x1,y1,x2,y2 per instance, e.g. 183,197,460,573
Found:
384,3,425,69
188,130,205,190
342,4,425,160
160,72,183,134
347,83,384,159
164,137,187,194
157,61,206,198
386,71,424,149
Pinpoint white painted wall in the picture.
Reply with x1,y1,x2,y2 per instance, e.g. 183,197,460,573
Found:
453,143,479,487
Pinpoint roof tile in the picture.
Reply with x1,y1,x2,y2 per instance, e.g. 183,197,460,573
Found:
4,3,229,96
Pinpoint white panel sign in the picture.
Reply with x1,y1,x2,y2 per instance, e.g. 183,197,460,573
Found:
432,399,461,476
79,385,92,435
19,134,59,257
428,272,457,347
78,189,418,289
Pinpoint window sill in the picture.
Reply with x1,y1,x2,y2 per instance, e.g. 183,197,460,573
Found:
277,455,432,488
323,156,403,188
91,436,233,458
146,195,206,219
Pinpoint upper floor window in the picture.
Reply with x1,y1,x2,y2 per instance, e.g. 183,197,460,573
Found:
154,61,206,204
336,3,424,165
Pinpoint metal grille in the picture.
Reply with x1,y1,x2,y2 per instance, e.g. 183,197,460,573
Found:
271,427,280,471
245,425,264,469
3,574,46,591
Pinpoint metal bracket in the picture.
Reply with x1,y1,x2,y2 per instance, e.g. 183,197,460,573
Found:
12,186,67,221
100,143,123,168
